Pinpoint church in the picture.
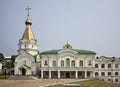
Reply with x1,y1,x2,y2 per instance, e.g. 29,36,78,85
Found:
14,7,120,83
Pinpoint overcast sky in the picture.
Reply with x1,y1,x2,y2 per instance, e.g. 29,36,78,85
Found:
0,0,120,57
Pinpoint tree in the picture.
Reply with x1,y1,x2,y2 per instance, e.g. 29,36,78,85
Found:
0,53,4,62
11,55,17,67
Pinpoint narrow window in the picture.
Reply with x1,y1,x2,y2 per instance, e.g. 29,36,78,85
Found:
88,60,92,65
53,60,56,67
66,58,70,67
108,64,111,68
115,72,118,76
61,60,64,67
71,60,75,67
101,64,105,68
115,63,119,68
44,60,48,65
80,60,83,67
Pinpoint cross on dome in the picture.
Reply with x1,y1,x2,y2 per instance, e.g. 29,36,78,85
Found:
26,6,31,18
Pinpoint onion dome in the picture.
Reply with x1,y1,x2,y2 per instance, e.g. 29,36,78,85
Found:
63,42,72,49
25,18,32,25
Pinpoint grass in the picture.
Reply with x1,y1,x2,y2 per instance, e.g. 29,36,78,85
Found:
48,79,120,87
0,75,10,79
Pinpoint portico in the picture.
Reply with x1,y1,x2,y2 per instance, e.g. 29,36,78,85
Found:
41,70,93,79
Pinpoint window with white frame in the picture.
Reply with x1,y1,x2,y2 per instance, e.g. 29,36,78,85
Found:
66,58,70,67
71,60,75,67
108,64,111,68
79,60,83,67
101,72,105,76
61,60,64,67
108,72,111,76
95,64,98,68
95,72,99,77
115,72,118,76
53,60,56,67
115,63,119,68
101,64,105,68
88,60,92,65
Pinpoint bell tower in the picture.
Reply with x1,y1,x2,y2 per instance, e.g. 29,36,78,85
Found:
18,6,38,55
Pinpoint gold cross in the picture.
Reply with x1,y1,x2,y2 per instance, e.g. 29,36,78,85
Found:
26,6,31,17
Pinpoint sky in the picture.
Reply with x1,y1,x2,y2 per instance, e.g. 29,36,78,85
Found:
0,0,120,57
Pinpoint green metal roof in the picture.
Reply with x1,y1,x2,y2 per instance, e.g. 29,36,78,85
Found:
40,49,96,54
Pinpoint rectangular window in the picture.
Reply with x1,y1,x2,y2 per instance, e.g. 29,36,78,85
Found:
44,60,48,65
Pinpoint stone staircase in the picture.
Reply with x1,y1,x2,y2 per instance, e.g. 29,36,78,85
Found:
8,75,38,80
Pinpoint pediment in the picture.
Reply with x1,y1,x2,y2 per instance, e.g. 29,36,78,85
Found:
58,49,78,58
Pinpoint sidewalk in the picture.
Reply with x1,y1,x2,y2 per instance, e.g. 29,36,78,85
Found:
0,79,87,87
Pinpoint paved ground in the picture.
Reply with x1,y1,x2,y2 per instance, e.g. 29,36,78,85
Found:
0,79,87,87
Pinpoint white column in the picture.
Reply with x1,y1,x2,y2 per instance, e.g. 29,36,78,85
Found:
58,70,60,79
41,70,43,78
92,72,95,78
85,71,87,79
75,71,78,79
49,70,51,78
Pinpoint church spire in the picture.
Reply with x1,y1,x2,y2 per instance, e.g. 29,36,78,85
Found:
21,6,35,41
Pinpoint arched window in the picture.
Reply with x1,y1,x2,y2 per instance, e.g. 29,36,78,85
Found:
53,60,56,67
71,60,75,67
101,64,105,68
95,72,99,77
101,72,105,76
108,72,111,76
95,64,98,68
115,63,119,68
108,64,111,68
66,58,70,67
79,60,83,67
61,60,64,67
115,72,118,76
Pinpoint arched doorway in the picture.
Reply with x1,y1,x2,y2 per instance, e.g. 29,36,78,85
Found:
21,68,26,75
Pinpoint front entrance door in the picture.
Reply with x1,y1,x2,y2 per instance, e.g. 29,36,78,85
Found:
22,68,26,75
66,72,70,78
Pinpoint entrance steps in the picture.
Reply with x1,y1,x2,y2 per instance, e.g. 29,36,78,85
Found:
8,75,38,80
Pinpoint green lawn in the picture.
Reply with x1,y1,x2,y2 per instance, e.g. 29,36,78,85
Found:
0,75,10,79
49,79,120,87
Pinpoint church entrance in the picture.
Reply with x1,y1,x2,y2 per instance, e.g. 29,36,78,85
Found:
21,68,26,75
66,72,70,78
